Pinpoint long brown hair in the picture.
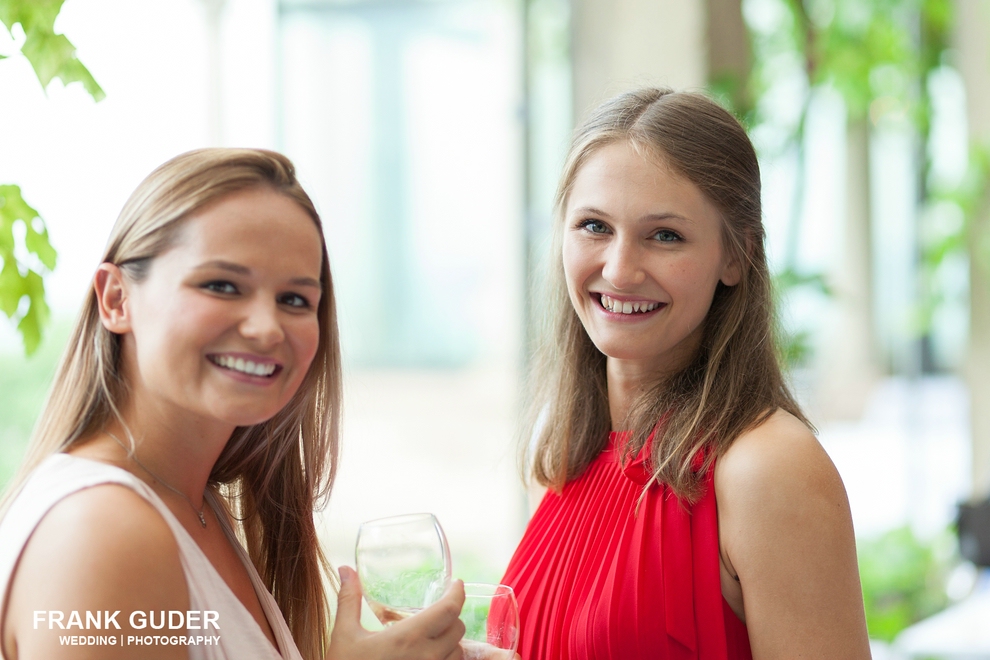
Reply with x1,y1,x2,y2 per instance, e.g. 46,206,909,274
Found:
1,148,340,659
528,88,809,501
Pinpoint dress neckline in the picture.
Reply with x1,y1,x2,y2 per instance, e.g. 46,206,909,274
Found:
53,453,286,658
607,430,653,486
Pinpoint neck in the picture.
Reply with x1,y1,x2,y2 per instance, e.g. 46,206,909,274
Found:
606,358,660,430
606,328,705,429
94,398,235,507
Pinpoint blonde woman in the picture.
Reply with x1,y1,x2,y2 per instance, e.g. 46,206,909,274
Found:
0,149,466,660
501,90,871,658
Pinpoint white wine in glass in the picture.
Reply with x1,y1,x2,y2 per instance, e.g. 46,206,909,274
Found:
355,513,452,626
460,583,520,660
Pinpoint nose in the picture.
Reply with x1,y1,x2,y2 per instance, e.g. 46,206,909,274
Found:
601,237,646,289
239,297,285,348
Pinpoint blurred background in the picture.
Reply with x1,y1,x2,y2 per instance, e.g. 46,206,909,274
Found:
1,0,989,654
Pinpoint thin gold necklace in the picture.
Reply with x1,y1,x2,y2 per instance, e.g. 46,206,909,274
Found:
107,431,207,528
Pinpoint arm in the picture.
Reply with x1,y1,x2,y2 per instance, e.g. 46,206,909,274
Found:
3,485,189,660
714,410,871,659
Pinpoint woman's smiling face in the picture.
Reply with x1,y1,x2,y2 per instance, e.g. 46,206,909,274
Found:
562,140,740,378
115,186,324,428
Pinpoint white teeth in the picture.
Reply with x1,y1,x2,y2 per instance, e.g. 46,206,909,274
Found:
212,355,277,377
599,294,661,315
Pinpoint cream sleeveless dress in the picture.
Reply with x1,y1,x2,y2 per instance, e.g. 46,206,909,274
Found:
0,453,304,660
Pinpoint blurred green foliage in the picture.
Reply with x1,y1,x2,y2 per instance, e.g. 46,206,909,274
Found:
0,0,102,354
452,550,508,585
0,186,56,354
0,318,68,489
919,143,990,335
723,0,970,369
858,526,955,642
772,268,831,367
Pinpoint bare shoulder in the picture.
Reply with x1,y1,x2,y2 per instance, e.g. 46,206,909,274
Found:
714,407,849,567
3,484,188,659
715,408,840,506
714,409,871,659
21,483,185,579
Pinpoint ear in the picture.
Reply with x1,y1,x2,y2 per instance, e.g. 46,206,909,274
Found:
720,252,742,287
94,263,132,334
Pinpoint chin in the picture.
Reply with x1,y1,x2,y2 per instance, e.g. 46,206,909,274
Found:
590,340,657,362
212,405,285,428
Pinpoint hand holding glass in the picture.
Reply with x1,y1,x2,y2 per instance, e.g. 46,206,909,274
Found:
355,513,452,625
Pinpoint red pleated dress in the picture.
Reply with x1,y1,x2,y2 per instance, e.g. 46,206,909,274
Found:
501,432,753,660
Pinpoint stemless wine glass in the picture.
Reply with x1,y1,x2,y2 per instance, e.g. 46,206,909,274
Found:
355,513,452,625
459,583,520,660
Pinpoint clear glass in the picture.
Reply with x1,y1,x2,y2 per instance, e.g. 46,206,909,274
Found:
459,583,520,660
355,513,452,625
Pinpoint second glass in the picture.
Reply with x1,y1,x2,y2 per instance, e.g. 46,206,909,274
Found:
460,582,520,660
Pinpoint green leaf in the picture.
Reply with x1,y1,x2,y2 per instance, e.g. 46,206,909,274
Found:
54,56,104,101
0,184,57,353
21,30,76,87
0,0,89,354
0,0,104,102
20,30,105,101
0,259,25,317
17,302,41,355
0,0,64,34
12,271,48,356
0,214,13,254
23,222,56,271
0,184,41,224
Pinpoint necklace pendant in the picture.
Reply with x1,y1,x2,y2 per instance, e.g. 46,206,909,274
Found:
197,511,207,528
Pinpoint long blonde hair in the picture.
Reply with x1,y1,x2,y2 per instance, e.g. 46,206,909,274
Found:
528,88,809,501
1,148,341,659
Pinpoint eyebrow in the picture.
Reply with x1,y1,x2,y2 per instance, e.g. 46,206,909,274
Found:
195,260,322,289
571,206,694,224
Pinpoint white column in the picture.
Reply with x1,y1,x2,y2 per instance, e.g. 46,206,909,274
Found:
956,0,990,498
570,0,707,118
816,119,881,420
201,0,227,146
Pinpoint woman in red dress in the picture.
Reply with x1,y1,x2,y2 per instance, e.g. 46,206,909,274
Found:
501,89,871,658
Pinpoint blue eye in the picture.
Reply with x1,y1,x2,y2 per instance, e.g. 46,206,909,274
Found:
203,281,238,294
579,219,608,234
653,229,682,243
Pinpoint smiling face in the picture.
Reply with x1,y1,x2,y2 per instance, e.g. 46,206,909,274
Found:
114,186,324,429
562,140,740,380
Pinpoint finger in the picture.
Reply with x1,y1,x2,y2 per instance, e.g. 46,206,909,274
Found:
428,614,465,653
443,641,465,660
417,580,466,639
334,566,364,632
